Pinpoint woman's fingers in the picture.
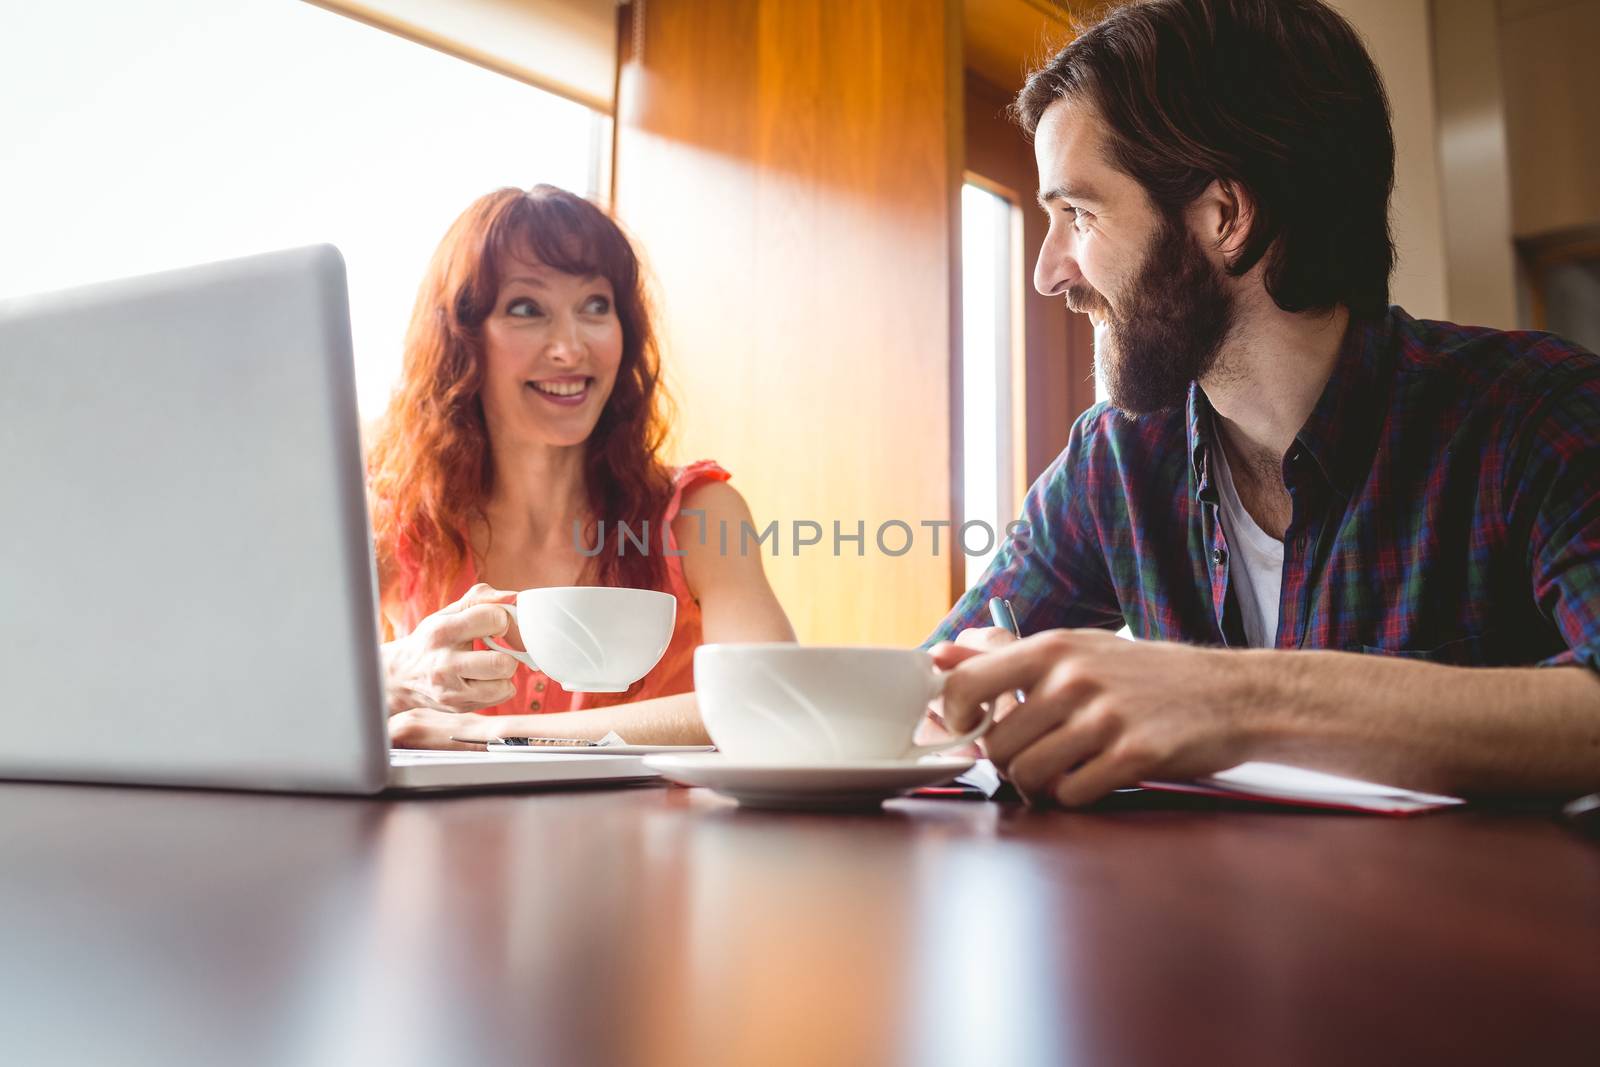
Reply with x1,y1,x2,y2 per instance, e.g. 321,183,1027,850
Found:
431,602,514,648
456,678,517,710
386,592,527,714
456,650,519,681
418,677,516,713
403,649,520,712
443,583,518,613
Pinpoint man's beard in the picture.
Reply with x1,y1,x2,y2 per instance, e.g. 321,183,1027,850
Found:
1067,211,1234,417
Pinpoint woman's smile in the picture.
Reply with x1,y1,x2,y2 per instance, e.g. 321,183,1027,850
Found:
526,374,594,407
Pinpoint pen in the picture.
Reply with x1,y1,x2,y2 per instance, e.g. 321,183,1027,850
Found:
987,595,1028,704
449,736,601,747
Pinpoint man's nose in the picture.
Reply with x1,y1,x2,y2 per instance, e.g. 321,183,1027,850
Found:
1033,228,1081,298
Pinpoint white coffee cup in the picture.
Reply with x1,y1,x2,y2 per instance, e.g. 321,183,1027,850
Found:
693,644,993,763
484,587,676,693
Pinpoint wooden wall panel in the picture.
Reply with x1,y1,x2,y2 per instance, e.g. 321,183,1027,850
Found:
1500,0,1600,239
962,0,1073,97
1329,0,1451,320
612,0,963,646
1432,0,1520,328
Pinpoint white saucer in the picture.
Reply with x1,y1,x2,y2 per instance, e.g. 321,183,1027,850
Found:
642,753,975,810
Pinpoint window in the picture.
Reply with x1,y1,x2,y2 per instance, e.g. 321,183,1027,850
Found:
0,0,602,416
960,181,1025,590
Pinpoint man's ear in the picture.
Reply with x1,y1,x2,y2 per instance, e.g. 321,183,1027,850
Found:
1208,178,1255,267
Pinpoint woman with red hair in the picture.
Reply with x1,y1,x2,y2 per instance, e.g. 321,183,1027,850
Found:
370,185,794,747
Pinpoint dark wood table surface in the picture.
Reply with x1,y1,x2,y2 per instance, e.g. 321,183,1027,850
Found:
2,779,1597,1067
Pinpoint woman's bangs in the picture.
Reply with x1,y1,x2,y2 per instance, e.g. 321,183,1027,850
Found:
493,194,630,292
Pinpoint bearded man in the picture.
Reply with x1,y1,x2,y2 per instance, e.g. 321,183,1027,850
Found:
927,0,1600,805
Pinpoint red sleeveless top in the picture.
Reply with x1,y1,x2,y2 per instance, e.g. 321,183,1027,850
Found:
386,460,728,715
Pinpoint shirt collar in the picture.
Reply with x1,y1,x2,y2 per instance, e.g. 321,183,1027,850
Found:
1186,382,1218,504
1185,308,1396,501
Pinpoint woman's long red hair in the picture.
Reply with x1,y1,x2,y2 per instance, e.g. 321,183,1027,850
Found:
368,186,674,634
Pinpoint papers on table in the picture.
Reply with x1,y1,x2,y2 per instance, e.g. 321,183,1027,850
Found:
1140,761,1464,815
953,759,1464,814
953,759,1005,797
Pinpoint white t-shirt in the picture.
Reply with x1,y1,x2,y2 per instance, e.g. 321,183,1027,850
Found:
1211,435,1285,648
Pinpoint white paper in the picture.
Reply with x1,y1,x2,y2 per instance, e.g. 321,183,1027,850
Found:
1206,761,1457,801
1145,761,1464,813
953,759,1005,797
953,759,1463,812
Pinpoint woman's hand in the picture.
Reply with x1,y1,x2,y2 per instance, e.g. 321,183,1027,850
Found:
389,708,505,749
381,583,522,716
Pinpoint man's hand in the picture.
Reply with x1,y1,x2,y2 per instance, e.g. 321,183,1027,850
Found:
922,627,1018,756
380,583,522,716
936,628,1257,806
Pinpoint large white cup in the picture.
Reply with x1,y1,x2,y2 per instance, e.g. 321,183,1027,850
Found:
484,587,676,693
693,644,993,763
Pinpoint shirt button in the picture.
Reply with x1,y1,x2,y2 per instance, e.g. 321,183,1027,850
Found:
535,681,546,692
1212,548,1227,566
1290,449,1303,463
529,700,541,711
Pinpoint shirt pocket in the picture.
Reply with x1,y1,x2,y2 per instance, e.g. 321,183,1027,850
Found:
1358,632,1501,667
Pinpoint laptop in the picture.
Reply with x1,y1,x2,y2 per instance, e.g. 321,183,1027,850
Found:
0,246,660,794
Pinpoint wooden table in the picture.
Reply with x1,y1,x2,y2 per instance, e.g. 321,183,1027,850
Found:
2,779,1596,1066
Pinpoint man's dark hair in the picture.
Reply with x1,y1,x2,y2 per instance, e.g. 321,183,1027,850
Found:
1015,0,1396,316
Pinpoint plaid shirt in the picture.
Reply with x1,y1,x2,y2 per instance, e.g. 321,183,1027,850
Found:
928,306,1600,674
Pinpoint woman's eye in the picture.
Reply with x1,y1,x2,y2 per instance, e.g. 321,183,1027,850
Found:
583,295,612,315
507,298,543,318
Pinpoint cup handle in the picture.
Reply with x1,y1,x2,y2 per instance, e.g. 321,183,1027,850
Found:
907,669,994,758
482,605,539,671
